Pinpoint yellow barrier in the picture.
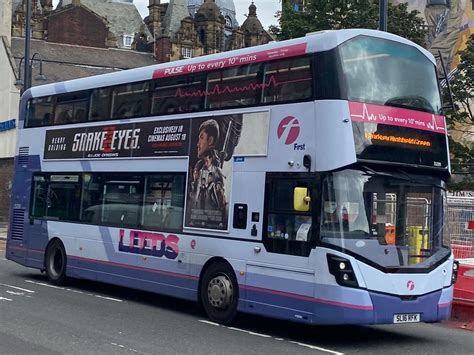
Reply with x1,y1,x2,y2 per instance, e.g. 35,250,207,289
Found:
408,226,429,264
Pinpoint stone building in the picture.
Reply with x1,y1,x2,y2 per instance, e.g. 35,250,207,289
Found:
11,0,152,49
0,0,20,225
149,0,272,62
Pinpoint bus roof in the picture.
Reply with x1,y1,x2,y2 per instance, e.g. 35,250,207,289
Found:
25,29,434,99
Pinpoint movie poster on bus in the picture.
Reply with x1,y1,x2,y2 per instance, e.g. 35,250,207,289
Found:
43,119,190,160
184,112,269,231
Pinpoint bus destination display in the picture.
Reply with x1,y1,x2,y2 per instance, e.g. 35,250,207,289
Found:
349,102,448,168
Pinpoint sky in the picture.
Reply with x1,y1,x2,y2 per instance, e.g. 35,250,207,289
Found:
51,1,280,30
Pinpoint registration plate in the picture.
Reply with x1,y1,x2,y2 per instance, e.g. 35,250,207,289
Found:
393,313,420,323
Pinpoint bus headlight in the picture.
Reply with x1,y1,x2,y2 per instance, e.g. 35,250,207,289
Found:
452,260,459,285
327,254,359,288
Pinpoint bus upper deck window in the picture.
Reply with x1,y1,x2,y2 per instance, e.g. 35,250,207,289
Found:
206,63,263,109
27,96,53,127
90,88,111,121
54,91,90,125
112,82,151,119
263,57,313,104
152,74,205,115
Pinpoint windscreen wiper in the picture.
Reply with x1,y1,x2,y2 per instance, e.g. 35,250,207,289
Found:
361,165,445,190
396,168,445,190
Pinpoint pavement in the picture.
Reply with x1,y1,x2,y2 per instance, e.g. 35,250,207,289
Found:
0,225,6,240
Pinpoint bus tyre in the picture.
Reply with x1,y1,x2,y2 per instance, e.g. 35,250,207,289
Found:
45,240,67,286
200,262,239,325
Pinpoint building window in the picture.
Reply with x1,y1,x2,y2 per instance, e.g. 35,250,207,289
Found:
181,47,193,59
225,16,232,28
123,34,133,48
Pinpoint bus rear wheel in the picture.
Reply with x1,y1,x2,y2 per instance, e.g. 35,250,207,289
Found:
200,261,239,325
45,240,67,286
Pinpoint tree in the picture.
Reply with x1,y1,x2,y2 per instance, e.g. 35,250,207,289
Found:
445,34,474,189
270,1,427,46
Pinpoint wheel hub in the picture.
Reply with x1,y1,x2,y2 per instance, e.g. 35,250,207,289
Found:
207,275,233,309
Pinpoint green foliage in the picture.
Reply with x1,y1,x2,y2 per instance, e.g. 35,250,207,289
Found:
445,34,474,184
271,0,427,46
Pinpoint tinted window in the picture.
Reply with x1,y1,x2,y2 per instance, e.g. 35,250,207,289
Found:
339,36,442,114
31,172,186,232
80,173,144,227
54,91,89,125
152,74,205,115
264,175,316,256
31,175,47,217
142,174,185,231
263,57,313,104
207,63,263,109
30,174,81,220
102,176,142,226
112,81,150,119
89,88,111,121
25,57,315,129
27,96,53,127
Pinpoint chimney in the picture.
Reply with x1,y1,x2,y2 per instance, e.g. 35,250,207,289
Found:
72,0,81,6
148,0,161,38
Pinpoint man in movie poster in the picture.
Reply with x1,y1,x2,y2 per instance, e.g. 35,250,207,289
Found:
185,114,243,230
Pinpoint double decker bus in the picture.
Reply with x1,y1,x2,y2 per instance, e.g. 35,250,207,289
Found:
7,29,457,325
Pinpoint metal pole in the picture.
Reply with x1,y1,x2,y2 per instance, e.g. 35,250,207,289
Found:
24,0,32,91
379,0,388,32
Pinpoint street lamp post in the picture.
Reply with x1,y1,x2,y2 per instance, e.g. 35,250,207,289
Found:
14,57,25,89
14,54,47,93
30,53,46,81
24,0,32,91
379,0,388,32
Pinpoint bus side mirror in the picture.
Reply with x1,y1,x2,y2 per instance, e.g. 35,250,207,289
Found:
294,187,310,212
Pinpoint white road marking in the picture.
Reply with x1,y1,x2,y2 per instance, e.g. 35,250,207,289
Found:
289,341,345,354
228,327,272,338
110,342,140,353
199,320,344,354
198,320,220,326
25,280,63,289
24,280,123,303
0,297,13,301
95,295,123,302
0,283,35,293
5,291,25,296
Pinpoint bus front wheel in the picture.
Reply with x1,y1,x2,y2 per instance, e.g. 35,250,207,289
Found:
45,239,67,286
200,261,239,325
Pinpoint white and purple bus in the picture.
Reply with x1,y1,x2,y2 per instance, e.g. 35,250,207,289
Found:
7,29,457,325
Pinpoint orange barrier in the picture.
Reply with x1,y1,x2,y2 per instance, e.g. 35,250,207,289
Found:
385,225,395,245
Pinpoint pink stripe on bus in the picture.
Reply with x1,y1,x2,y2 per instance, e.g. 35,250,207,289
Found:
349,101,446,134
69,255,199,281
152,43,308,79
